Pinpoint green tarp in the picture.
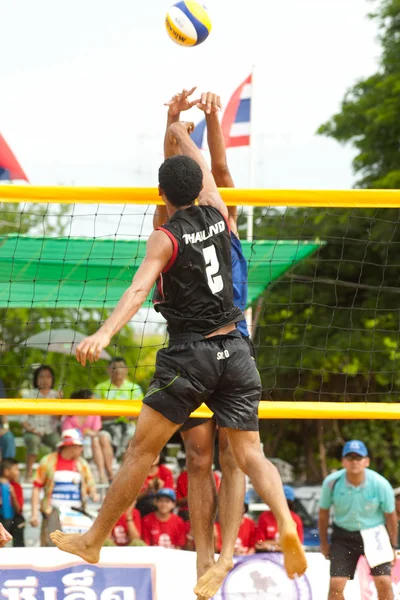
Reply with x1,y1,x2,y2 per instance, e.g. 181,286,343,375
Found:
0,235,320,308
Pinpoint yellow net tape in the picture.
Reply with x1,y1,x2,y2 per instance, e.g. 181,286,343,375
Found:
1,400,399,419
1,185,400,207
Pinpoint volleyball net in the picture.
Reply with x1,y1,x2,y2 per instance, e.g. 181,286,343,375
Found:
1,185,400,419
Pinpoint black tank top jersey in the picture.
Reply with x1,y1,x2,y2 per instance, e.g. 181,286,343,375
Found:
153,205,244,335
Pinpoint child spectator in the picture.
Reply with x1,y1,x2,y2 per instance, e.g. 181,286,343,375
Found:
215,498,256,555
62,390,112,484
30,428,99,546
111,500,142,546
142,488,186,549
0,459,24,547
136,454,174,517
255,485,304,552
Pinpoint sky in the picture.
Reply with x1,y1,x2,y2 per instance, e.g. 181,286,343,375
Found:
0,0,382,333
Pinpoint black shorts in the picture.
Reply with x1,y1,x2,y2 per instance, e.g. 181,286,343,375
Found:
143,330,261,431
179,333,257,433
330,524,392,579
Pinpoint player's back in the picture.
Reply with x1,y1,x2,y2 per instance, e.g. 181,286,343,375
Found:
154,205,243,335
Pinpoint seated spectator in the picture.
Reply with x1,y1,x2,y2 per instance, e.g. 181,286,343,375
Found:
255,485,304,552
0,417,16,460
0,469,17,545
0,378,16,460
21,365,61,480
0,459,24,547
176,465,220,521
142,489,186,549
136,454,174,517
94,358,143,460
30,428,99,547
111,500,142,546
62,390,113,484
215,498,256,556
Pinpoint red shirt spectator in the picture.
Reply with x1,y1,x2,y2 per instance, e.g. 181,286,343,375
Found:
141,463,174,493
142,512,186,548
215,515,256,555
176,470,220,512
255,510,304,546
142,488,186,549
111,505,142,546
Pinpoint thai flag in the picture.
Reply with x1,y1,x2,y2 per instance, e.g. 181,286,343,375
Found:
191,74,252,150
0,133,28,182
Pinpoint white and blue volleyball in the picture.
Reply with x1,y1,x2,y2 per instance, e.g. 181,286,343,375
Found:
165,1,212,47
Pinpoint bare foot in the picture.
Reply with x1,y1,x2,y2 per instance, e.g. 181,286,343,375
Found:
194,557,234,599
50,530,100,564
280,525,308,579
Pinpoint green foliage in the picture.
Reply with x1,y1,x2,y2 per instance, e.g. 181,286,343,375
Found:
0,204,162,400
317,1,400,189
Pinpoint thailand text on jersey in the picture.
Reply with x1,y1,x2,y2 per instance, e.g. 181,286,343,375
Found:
153,205,244,335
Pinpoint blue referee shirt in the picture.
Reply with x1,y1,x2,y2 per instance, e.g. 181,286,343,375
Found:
320,468,395,532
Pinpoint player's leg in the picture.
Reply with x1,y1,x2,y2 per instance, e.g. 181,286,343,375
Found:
217,428,245,566
50,405,180,562
181,419,218,578
194,334,307,598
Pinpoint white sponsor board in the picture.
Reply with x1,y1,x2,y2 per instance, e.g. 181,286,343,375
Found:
0,548,363,599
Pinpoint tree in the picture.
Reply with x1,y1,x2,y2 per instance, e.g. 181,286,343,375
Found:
317,0,400,188
0,202,159,401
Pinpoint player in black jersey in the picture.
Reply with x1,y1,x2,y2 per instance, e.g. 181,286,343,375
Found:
51,117,307,596
154,88,248,584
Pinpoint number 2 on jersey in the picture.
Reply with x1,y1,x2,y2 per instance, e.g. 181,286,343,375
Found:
203,244,224,294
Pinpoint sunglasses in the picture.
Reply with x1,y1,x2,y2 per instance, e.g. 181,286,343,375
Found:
344,454,365,461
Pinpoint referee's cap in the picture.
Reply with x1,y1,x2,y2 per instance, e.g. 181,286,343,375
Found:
393,487,400,498
342,440,368,458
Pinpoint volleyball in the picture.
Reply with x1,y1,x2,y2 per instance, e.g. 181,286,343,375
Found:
165,1,212,47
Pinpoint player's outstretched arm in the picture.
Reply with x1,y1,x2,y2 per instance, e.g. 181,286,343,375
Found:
76,230,173,366
198,92,238,234
155,87,200,229
168,121,228,219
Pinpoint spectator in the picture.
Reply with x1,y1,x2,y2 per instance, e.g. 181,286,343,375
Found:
215,498,256,556
0,469,17,544
30,428,99,547
136,454,174,517
0,459,24,547
319,440,397,600
176,465,220,521
111,500,142,546
255,485,304,552
0,378,16,460
21,365,61,480
62,390,113,484
142,488,186,549
0,522,12,547
394,487,400,548
94,358,143,461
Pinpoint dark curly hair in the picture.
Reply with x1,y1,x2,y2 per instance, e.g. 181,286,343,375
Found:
33,365,55,389
158,155,203,207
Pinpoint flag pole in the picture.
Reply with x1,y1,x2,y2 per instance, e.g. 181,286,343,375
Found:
246,64,255,338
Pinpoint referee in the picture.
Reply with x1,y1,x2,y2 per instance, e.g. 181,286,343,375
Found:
319,440,397,600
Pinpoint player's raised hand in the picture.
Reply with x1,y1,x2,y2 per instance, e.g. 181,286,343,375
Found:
76,330,111,366
164,87,200,116
197,92,222,115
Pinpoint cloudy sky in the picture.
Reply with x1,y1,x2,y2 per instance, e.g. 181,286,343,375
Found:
1,0,380,239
